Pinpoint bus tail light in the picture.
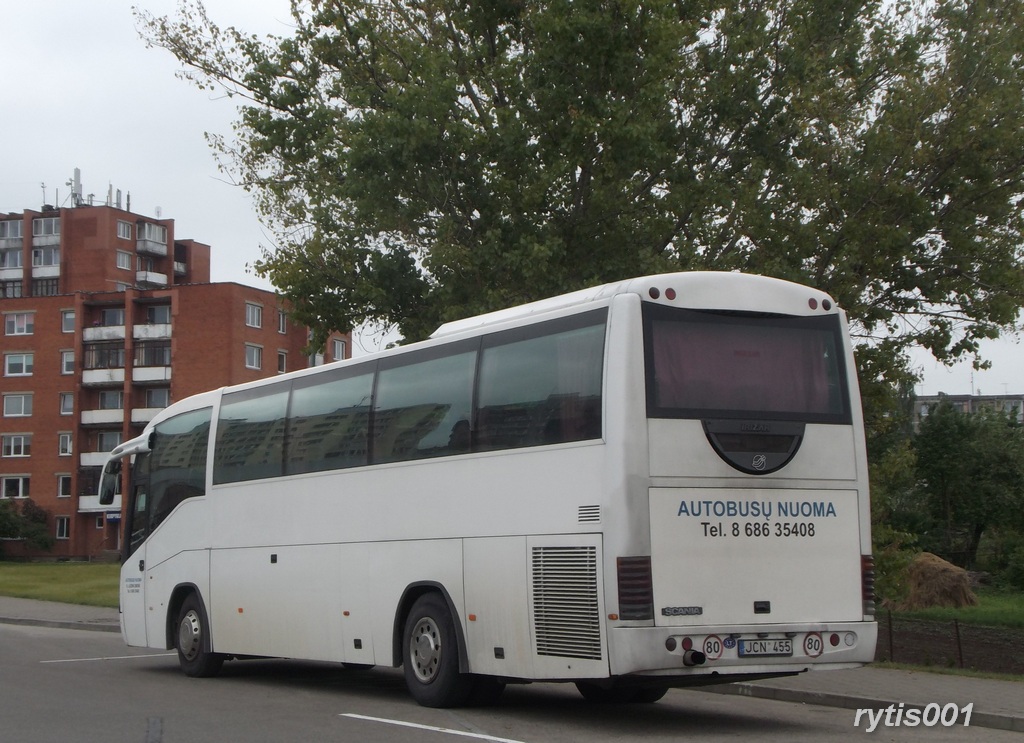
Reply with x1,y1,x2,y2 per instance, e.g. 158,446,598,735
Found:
617,556,654,621
861,554,876,616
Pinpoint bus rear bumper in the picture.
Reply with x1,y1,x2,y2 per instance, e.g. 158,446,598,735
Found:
606,620,878,680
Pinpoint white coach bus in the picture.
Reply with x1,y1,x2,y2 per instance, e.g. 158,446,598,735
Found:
100,271,877,707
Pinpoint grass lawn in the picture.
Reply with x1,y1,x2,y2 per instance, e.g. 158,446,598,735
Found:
0,562,119,608
890,589,1024,629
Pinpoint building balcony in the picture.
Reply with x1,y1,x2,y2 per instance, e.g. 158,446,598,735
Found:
136,270,168,287
133,323,172,340
82,368,126,387
0,237,23,249
81,408,125,427
32,234,59,247
131,407,162,425
174,261,187,275
0,267,23,281
136,238,168,257
78,493,122,513
31,265,60,279
133,366,171,384
80,451,111,467
83,325,126,342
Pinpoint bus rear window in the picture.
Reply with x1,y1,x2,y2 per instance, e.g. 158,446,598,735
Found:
644,305,851,424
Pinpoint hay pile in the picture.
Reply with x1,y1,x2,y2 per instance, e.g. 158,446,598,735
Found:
899,552,978,610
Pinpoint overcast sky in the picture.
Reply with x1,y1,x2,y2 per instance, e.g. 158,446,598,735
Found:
2,1,1021,391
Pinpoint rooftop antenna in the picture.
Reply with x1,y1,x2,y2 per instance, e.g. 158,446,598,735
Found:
40,182,46,205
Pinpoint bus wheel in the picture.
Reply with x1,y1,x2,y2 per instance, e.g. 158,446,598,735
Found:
176,594,224,678
403,593,473,707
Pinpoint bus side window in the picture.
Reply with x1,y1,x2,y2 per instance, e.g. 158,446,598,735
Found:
477,316,605,451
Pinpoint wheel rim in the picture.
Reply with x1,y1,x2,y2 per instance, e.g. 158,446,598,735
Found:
409,616,442,683
178,609,202,662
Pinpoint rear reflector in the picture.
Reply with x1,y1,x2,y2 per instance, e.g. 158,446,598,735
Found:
861,554,876,616
617,556,654,621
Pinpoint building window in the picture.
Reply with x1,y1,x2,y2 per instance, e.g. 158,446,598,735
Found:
55,516,70,540
58,433,73,456
58,475,72,498
277,351,287,374
245,302,263,328
59,392,73,415
32,278,59,296
117,221,132,240
0,220,23,238
135,342,170,367
32,217,60,237
0,248,22,269
145,388,170,408
61,310,75,333
116,250,132,270
146,305,171,324
4,394,32,417
332,339,347,362
245,344,262,370
98,390,124,410
61,350,75,375
4,353,33,376
1,434,31,457
137,222,167,244
32,246,60,266
96,516,105,529
99,307,125,326
4,312,34,335
83,342,125,369
2,476,30,499
2,281,23,298
97,431,122,453
278,310,287,334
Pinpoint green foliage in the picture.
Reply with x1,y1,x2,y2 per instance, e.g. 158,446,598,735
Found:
138,0,1024,355
912,401,1024,569
0,500,54,553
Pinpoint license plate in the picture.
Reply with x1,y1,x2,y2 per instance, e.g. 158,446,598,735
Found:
738,638,793,657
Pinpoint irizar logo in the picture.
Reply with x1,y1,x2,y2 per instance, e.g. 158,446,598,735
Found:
752,454,768,470
740,422,770,433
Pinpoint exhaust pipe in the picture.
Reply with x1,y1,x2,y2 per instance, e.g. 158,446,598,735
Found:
683,650,706,667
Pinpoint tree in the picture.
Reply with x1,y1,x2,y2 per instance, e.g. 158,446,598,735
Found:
0,499,55,553
137,0,1024,358
913,400,1024,568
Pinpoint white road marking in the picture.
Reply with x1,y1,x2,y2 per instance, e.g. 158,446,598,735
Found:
41,653,176,664
341,713,527,743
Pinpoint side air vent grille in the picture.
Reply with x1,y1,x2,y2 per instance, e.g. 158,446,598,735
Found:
531,546,602,660
578,505,601,523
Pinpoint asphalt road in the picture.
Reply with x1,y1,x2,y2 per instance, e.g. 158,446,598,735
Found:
1,623,1015,743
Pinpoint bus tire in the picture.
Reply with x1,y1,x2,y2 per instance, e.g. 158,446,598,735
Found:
402,593,473,707
176,593,224,678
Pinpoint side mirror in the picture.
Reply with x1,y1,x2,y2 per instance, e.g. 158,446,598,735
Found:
98,459,122,506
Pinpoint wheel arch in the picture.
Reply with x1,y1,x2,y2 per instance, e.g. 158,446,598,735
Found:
391,581,469,672
165,583,208,651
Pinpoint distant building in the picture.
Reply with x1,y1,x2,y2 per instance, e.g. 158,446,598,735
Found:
1,202,349,559
914,392,1024,429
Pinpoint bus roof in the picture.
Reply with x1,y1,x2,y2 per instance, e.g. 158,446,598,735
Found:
431,271,837,338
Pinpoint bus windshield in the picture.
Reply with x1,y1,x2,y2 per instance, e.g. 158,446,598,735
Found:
644,304,850,424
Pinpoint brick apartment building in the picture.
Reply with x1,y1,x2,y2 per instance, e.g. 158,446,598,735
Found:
1,201,350,559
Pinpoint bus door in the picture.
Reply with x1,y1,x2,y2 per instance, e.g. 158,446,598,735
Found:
121,452,152,646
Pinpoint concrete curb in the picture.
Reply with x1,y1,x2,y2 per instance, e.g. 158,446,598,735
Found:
699,680,1024,733
0,615,120,634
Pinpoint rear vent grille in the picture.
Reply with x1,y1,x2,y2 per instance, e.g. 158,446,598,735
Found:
531,546,602,660
578,505,601,523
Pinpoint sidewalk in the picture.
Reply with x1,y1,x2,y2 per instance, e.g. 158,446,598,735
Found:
1,596,1020,731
